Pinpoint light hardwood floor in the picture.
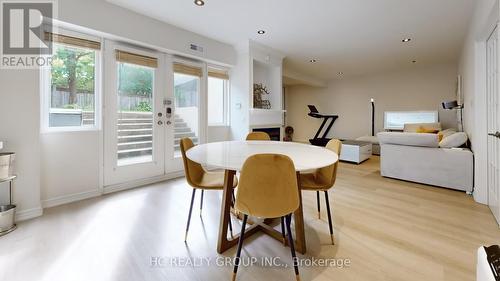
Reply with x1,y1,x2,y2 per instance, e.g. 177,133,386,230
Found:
0,156,499,281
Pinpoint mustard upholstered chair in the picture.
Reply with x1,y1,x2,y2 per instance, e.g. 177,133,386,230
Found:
180,138,238,242
232,154,301,281
299,139,341,245
245,131,271,141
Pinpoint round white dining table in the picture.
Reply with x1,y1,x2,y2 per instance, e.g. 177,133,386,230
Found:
186,140,339,254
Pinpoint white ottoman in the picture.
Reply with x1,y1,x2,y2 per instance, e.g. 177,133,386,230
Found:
340,140,372,164
356,135,380,155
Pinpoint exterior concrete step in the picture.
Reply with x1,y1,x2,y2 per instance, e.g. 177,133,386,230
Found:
118,128,153,136
117,112,153,119
118,134,152,143
118,123,152,130
174,137,198,145
118,118,153,124
117,147,152,159
117,140,152,150
174,132,196,138
174,122,188,128
174,127,191,133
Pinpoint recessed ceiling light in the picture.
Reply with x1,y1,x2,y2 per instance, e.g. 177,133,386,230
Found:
402,38,412,43
194,0,205,6
257,30,266,34
309,59,317,63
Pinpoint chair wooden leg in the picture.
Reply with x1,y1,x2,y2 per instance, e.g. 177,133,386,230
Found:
200,190,204,216
280,216,287,246
285,214,300,281
316,191,321,219
232,214,248,281
324,191,334,245
185,189,197,242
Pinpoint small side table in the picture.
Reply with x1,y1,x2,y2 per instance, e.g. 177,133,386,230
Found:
0,175,17,236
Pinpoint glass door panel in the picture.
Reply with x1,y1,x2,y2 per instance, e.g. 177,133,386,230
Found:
173,73,200,157
117,63,154,166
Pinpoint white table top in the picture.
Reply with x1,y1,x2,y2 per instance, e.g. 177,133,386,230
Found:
186,141,338,172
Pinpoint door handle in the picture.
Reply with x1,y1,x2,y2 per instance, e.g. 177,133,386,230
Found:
488,132,500,138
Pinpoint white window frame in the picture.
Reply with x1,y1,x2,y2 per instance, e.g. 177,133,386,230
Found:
40,29,102,133
207,66,230,127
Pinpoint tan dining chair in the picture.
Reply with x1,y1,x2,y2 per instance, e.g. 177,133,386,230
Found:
232,154,301,281
245,131,271,141
180,137,238,242
299,139,341,245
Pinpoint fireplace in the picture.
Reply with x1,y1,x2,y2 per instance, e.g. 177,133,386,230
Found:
252,127,281,141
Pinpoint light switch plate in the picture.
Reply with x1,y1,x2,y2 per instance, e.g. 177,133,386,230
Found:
0,141,3,150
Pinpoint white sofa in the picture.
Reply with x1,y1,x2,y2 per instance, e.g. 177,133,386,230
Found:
377,131,473,192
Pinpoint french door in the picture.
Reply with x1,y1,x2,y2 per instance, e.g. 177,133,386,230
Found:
165,59,206,171
104,41,169,186
103,41,205,186
486,26,500,223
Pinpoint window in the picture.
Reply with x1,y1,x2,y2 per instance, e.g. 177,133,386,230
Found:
207,68,229,126
42,32,101,131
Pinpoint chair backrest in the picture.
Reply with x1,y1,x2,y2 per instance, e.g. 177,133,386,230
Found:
180,138,205,187
315,139,342,188
246,132,271,141
235,154,299,218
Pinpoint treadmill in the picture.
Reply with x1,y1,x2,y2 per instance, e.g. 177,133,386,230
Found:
307,105,339,147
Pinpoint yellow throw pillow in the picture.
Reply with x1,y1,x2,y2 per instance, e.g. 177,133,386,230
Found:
438,132,444,142
416,126,439,134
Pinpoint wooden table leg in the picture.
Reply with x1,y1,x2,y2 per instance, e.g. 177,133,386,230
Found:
294,172,307,254
217,169,235,253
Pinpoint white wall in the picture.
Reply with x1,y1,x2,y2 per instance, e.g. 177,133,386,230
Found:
0,70,43,220
176,107,199,136
0,0,236,219
229,49,251,140
207,126,230,142
40,131,101,208
286,63,458,142
458,0,498,204
58,0,236,66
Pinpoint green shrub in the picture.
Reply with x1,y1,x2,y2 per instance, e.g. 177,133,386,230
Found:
135,101,152,112
63,104,80,109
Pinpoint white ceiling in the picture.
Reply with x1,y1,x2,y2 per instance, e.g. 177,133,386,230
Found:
107,0,476,80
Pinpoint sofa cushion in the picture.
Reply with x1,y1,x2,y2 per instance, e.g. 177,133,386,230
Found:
438,128,457,142
377,132,439,147
404,122,442,133
439,132,468,148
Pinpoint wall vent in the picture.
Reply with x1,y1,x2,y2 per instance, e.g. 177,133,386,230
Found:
190,44,204,53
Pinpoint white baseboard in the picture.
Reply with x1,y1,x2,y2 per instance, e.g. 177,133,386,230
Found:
19,171,185,223
15,206,43,222
103,170,184,194
41,189,102,209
